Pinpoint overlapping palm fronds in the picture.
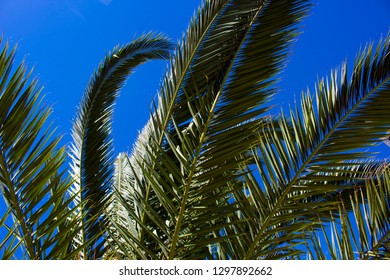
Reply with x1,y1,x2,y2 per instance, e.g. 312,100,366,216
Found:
1,0,389,260
306,163,390,260
240,35,390,259
106,0,311,259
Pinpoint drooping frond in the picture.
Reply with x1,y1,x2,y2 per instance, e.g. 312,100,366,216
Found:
0,38,75,259
109,0,311,259
69,33,173,259
243,34,390,259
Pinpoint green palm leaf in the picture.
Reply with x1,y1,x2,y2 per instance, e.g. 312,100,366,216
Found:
307,164,390,260
108,0,311,259
0,39,75,259
243,34,390,259
1,0,388,261
69,33,172,259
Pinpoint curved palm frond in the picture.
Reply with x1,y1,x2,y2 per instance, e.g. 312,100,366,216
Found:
69,33,173,259
0,39,75,259
242,34,390,259
108,0,311,259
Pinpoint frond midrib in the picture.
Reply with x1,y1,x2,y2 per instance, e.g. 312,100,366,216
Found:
167,2,271,259
139,0,231,245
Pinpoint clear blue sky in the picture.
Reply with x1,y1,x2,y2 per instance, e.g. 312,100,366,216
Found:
1,0,389,154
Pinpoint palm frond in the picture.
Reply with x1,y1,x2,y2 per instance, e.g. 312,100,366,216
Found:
0,39,75,259
243,34,390,259
69,33,172,259
109,0,311,259
2,0,388,261
307,164,390,260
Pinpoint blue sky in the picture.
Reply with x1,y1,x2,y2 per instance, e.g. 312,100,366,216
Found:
1,0,389,154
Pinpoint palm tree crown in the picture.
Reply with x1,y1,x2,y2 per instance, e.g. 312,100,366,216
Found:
1,0,389,260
